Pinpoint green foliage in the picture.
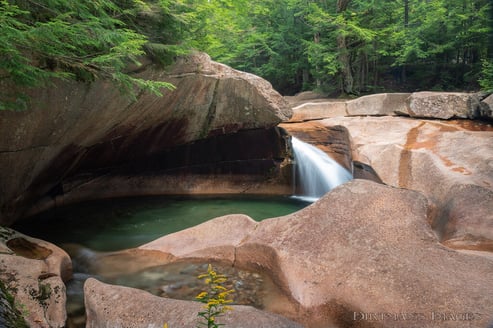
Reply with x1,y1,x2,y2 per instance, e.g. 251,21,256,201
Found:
195,264,234,328
0,279,29,328
479,59,493,91
2,0,491,106
187,0,492,95
0,0,186,110
181,0,311,94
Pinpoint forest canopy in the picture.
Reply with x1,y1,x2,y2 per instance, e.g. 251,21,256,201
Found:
1,0,492,110
188,0,493,95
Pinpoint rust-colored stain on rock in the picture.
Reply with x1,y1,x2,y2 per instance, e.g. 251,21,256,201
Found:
398,120,489,186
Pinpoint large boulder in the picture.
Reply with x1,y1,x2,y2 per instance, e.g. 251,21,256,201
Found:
286,92,493,122
0,227,72,328
236,180,493,327
346,92,411,116
289,101,347,122
478,93,493,120
164,53,291,134
84,278,302,328
0,53,292,225
140,214,257,263
286,93,412,123
93,180,493,328
406,92,481,119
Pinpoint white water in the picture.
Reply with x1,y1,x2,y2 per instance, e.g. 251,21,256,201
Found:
291,137,353,202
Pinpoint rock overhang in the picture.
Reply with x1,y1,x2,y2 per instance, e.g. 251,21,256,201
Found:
0,52,293,225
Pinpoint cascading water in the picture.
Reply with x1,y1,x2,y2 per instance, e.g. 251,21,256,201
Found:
291,137,353,202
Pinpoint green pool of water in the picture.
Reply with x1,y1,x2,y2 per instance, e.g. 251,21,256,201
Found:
14,195,309,251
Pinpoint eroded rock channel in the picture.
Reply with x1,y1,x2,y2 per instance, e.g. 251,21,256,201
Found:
1,55,492,327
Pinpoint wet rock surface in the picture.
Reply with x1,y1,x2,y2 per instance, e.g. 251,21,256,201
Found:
281,121,353,172
112,262,268,308
82,180,493,328
284,113,493,254
67,261,282,328
84,278,303,328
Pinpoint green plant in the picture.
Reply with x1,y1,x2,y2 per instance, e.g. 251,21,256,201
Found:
479,59,493,91
0,0,179,111
195,264,234,328
0,280,29,328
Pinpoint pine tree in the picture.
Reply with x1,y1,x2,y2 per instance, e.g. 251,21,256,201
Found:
0,0,183,111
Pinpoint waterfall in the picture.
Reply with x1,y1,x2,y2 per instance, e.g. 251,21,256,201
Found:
291,137,353,202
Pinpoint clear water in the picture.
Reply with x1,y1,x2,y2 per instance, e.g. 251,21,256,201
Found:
13,195,308,327
65,260,298,327
292,137,353,201
13,195,309,251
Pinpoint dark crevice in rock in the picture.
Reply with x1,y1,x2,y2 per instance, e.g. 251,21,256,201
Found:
352,161,383,184
0,145,50,153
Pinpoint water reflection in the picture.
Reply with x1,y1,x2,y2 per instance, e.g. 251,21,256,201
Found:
14,195,309,251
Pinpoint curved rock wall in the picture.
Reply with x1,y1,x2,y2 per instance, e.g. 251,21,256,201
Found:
0,53,292,225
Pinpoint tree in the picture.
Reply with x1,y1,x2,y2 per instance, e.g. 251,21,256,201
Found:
335,0,353,94
0,0,182,111
2,0,491,103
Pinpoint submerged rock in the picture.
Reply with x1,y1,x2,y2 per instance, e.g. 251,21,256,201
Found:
84,278,303,328
112,180,493,328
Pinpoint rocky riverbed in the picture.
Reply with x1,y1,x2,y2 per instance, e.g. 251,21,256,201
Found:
0,53,492,327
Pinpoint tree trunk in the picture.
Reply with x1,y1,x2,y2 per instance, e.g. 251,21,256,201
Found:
401,0,409,84
337,34,353,94
336,0,351,12
404,0,409,27
336,0,353,94
314,31,321,87
489,0,493,59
